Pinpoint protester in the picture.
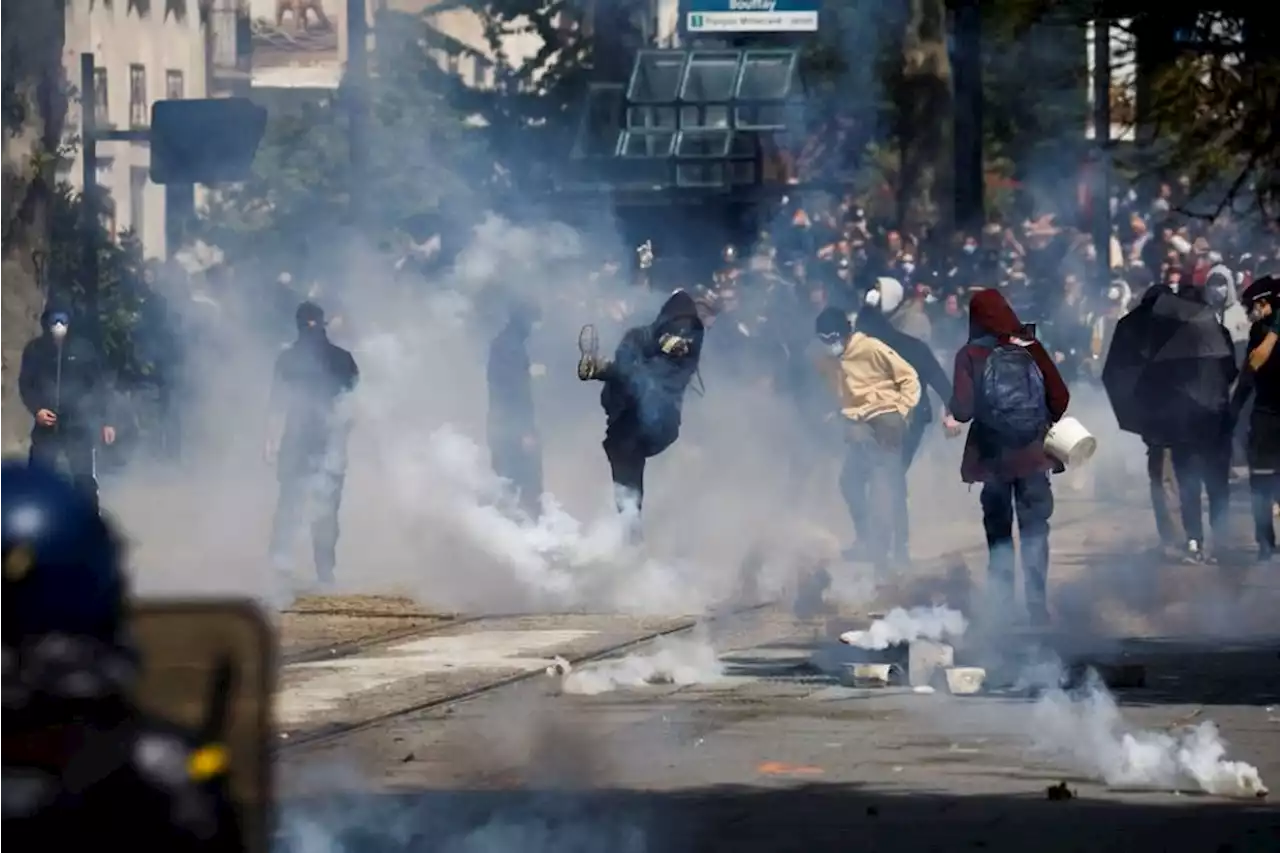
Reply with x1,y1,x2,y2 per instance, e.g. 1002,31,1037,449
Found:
854,294,957,564
18,306,117,510
578,290,705,525
264,301,360,602
1232,276,1280,561
487,299,544,519
814,306,920,573
949,289,1070,625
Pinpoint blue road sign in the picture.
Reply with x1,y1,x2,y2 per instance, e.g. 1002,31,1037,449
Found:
683,0,819,34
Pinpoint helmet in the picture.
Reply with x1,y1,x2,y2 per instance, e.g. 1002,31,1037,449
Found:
3,460,126,648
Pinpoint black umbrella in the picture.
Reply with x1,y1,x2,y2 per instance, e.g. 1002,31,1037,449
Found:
1102,289,1238,445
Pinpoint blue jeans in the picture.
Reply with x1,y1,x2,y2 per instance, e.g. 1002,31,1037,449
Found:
979,472,1054,612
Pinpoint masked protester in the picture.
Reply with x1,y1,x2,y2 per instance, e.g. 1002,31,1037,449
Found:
853,298,956,565
814,307,921,574
3,460,243,853
1231,276,1280,561
18,307,116,510
487,300,544,519
578,290,705,527
949,289,1070,625
264,302,359,605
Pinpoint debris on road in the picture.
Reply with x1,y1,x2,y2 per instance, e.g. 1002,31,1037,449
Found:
1046,781,1076,801
945,666,986,695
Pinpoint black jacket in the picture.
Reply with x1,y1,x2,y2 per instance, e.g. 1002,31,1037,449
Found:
601,291,705,456
854,308,952,421
270,332,359,466
19,332,109,436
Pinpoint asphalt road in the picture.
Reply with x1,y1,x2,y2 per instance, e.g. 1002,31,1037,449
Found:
271,495,1280,853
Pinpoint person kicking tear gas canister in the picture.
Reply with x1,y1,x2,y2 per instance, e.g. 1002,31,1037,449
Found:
18,306,117,511
3,460,243,853
577,291,705,526
264,302,359,605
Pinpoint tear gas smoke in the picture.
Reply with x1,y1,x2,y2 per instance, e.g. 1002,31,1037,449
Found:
1029,669,1268,798
561,633,724,696
839,605,968,650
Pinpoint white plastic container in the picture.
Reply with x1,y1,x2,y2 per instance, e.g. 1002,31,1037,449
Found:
1045,416,1098,468
944,666,987,695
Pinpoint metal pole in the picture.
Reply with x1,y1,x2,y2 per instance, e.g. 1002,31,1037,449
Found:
346,0,369,225
1091,19,1112,289
164,183,195,260
80,53,100,345
952,0,984,234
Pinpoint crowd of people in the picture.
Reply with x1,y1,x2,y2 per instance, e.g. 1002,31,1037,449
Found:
529,184,1280,627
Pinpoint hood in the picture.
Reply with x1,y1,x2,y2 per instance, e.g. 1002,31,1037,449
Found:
1205,264,1237,308
853,304,894,339
39,304,72,333
867,276,904,315
653,290,703,335
967,288,1022,339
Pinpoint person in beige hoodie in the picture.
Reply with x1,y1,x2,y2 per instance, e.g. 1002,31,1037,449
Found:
814,307,921,573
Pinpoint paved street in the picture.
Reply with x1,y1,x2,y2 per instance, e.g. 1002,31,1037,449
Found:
273,494,1280,852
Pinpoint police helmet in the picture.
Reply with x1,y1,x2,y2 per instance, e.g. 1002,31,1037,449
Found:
2,460,126,648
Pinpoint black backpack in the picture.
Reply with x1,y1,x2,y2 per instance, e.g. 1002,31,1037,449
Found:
976,337,1049,448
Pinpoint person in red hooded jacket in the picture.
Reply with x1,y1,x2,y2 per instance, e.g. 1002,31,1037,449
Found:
945,289,1070,625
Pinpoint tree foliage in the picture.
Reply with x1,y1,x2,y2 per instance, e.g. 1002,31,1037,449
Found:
203,10,488,259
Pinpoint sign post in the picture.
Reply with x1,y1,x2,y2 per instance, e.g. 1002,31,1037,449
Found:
683,1,819,35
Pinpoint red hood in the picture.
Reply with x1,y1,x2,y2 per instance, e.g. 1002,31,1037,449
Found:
967,288,1022,338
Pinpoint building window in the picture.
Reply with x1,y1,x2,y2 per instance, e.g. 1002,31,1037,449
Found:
130,167,148,242
93,68,109,126
445,51,460,77
129,64,148,128
165,69,184,100
475,59,494,89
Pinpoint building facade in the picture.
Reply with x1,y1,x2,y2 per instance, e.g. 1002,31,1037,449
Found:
62,0,209,259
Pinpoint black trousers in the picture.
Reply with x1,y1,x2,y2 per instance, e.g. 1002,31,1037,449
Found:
1171,438,1231,545
1248,409,1280,551
270,460,346,583
490,434,544,519
1144,443,1182,546
839,420,907,569
603,433,646,514
29,432,98,510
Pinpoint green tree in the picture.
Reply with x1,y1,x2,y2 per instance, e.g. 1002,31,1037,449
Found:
203,10,486,258
3,0,69,450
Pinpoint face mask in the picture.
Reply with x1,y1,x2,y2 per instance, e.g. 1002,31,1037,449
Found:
1208,286,1228,305
963,244,977,255
827,342,845,357
51,322,68,341
901,262,916,277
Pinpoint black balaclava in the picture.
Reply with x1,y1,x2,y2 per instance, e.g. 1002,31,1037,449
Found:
296,300,327,341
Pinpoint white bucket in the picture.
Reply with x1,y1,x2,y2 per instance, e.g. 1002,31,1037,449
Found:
1045,416,1098,467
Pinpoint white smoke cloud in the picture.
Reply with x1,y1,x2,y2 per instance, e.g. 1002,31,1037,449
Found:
839,605,968,650
1030,670,1268,798
561,633,724,696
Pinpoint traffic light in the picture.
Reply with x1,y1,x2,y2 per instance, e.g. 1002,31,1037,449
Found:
149,98,268,185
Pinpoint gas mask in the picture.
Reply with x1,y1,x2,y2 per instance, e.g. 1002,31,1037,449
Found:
48,313,70,343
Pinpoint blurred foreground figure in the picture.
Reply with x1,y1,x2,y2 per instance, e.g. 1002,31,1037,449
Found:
487,301,544,518
578,291,705,524
3,460,242,852
264,302,359,602
814,307,920,575
950,290,1069,625
18,306,117,510
1233,276,1280,561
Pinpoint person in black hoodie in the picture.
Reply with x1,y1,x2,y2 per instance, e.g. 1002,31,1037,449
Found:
264,302,359,601
19,306,116,509
1232,275,1280,561
578,290,705,519
487,300,543,519
853,302,957,564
